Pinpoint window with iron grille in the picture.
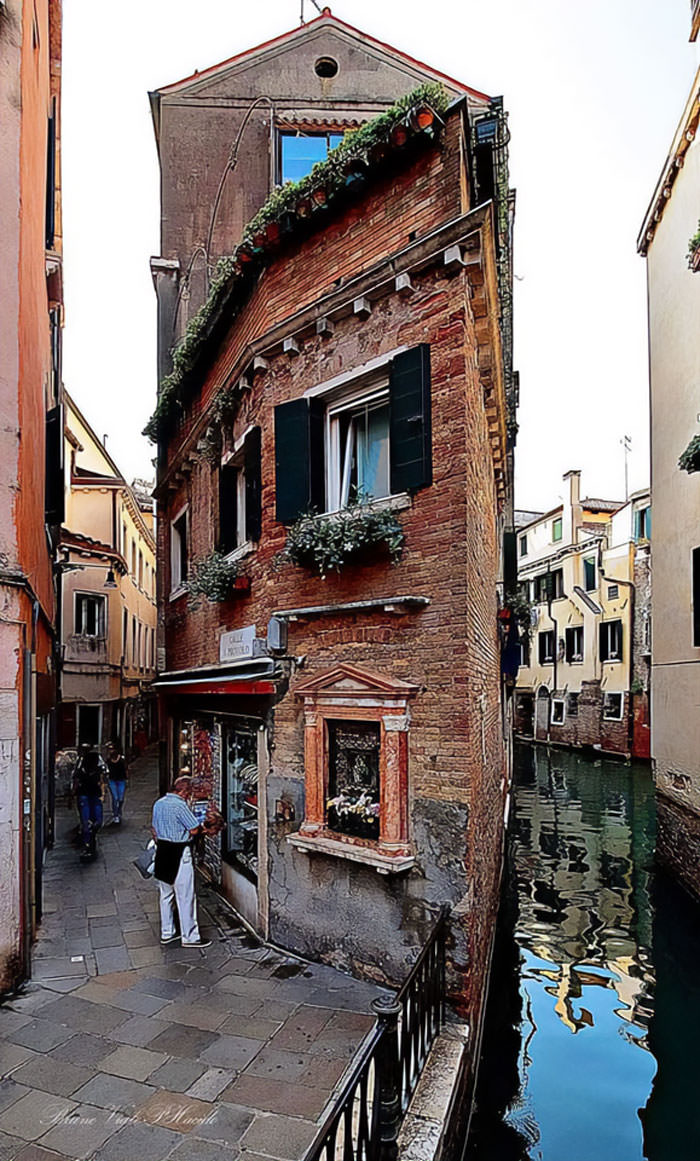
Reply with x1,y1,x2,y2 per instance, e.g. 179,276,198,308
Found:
327,721,381,841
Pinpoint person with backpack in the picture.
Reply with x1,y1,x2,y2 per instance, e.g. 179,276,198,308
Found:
73,745,106,858
106,742,128,825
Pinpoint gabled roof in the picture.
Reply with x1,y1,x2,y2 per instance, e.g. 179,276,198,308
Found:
153,10,490,102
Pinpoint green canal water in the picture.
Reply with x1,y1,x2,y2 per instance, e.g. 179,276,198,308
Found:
466,742,700,1161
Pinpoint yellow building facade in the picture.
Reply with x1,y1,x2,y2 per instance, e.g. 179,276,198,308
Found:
57,395,157,752
515,471,651,758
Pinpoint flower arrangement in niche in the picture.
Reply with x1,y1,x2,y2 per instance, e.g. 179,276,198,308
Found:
283,495,405,579
184,550,239,609
687,220,700,271
327,791,380,840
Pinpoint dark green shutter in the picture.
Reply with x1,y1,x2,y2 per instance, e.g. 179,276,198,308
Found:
503,531,517,592
44,404,64,524
599,623,608,662
694,548,700,648
245,426,262,542
274,398,324,524
218,463,237,553
389,345,432,494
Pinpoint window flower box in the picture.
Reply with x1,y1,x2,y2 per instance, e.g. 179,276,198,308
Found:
184,550,244,609
283,498,404,579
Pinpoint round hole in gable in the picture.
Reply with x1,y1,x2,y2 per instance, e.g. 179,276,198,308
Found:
315,56,339,79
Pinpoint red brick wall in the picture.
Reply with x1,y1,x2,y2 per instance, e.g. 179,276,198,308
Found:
159,118,507,1026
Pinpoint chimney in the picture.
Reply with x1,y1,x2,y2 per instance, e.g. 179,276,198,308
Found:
563,470,582,543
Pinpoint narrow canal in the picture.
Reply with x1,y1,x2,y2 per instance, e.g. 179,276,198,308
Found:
466,742,700,1161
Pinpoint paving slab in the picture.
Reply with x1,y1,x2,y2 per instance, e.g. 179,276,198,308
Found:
188,1101,254,1148
0,1090,76,1142
105,1014,172,1048
185,1067,234,1102
199,1035,263,1071
11,1057,93,1098
241,1113,319,1160
0,1044,39,1074
169,1137,236,1161
135,1089,215,1134
0,1131,25,1161
98,1044,168,1082
47,1033,115,1068
69,1073,155,1115
34,997,126,1036
6,1022,72,1054
90,1119,182,1161
0,1079,30,1113
149,1057,207,1093
12,1143,72,1161
222,1075,329,1121
38,1102,122,1159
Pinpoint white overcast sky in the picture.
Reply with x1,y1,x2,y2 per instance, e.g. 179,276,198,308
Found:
61,0,698,511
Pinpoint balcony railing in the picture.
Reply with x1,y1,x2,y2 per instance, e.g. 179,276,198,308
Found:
304,904,449,1161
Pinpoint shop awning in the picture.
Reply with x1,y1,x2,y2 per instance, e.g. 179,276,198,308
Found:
154,658,279,698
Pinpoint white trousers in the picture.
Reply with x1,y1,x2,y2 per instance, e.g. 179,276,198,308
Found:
157,846,200,943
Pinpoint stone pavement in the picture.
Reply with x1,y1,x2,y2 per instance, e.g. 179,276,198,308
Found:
0,748,389,1160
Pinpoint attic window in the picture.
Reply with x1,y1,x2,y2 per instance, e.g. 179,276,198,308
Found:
315,56,339,78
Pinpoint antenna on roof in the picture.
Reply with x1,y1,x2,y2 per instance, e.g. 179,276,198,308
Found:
300,0,325,24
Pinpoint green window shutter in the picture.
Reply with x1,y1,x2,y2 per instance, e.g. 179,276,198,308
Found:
503,530,517,592
244,426,262,543
389,345,432,494
218,463,237,554
274,398,324,524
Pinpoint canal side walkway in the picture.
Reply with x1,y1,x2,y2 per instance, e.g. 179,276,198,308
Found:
0,748,388,1161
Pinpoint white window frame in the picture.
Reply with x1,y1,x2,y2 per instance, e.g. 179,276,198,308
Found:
551,698,566,725
602,692,624,721
519,534,527,557
325,377,391,513
170,504,188,598
74,591,106,638
601,619,623,663
220,449,247,555
566,624,584,664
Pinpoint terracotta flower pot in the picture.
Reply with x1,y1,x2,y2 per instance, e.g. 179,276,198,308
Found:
311,186,328,208
265,220,281,245
390,122,409,148
691,245,700,273
295,196,313,218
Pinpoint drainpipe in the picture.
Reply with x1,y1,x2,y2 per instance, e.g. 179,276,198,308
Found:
546,568,557,744
598,548,635,758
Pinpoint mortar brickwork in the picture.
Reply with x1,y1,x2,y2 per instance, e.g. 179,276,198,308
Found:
156,109,511,1031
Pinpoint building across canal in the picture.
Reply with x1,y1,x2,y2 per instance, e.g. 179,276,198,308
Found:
466,742,700,1161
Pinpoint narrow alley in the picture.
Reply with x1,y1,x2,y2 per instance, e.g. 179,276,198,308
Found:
0,750,387,1161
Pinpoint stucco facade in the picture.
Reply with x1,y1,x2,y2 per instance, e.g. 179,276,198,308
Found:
638,61,700,894
0,0,62,992
515,472,651,758
57,396,157,755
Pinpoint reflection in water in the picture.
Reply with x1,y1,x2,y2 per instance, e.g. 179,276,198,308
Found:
466,743,700,1161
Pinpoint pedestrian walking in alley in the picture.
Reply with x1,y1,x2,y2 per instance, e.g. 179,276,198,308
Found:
73,744,106,859
151,776,211,948
106,741,128,824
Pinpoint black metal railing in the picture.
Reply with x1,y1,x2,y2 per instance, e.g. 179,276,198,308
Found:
304,904,450,1161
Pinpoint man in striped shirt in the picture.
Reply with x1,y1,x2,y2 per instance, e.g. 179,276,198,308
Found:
151,777,211,948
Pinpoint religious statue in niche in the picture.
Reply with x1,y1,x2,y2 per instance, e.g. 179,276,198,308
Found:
326,720,380,840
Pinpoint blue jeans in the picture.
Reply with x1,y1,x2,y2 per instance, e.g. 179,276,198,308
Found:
77,795,102,846
108,780,126,822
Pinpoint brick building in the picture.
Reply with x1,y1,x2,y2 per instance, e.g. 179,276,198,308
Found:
149,15,516,1032
0,0,63,991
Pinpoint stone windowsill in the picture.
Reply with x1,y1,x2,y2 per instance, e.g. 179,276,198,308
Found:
223,540,255,564
287,831,415,874
315,493,412,522
169,585,187,603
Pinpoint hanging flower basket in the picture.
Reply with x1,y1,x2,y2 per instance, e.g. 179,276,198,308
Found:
311,185,329,209
295,196,313,218
390,122,410,148
264,220,281,246
411,104,437,132
184,551,241,609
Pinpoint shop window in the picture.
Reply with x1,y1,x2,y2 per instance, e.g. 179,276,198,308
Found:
567,692,579,718
274,346,431,523
552,516,563,542
600,619,623,662
551,699,565,725
603,692,623,721
170,506,188,593
565,625,584,663
583,557,596,591
278,129,344,184
327,721,380,840
223,723,259,883
290,664,418,871
519,534,527,557
538,630,555,664
75,593,106,637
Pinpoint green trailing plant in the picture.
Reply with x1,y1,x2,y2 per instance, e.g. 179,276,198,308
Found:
505,587,535,641
283,496,405,579
688,219,700,268
184,550,239,609
679,433,700,473
143,83,449,444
